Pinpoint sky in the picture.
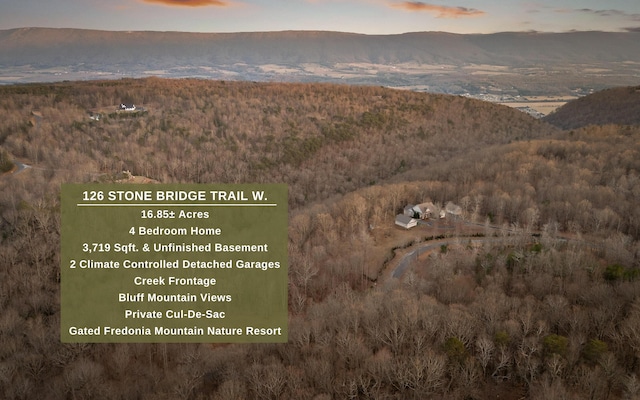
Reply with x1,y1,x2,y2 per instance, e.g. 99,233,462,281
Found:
1,0,639,35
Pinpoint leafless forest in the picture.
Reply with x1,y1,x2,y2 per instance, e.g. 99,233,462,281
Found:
0,78,639,399
543,86,640,129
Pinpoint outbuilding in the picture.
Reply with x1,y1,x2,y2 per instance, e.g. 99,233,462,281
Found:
395,214,418,229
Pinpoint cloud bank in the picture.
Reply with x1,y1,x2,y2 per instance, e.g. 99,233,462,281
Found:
578,8,636,19
557,8,640,22
391,2,485,18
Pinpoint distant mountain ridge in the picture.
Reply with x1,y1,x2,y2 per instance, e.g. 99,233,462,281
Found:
2,28,639,66
1,28,639,94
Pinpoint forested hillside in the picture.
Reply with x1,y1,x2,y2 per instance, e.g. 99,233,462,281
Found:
544,86,640,129
1,79,639,399
0,78,555,207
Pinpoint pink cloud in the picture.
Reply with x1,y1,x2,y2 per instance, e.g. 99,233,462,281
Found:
391,2,485,18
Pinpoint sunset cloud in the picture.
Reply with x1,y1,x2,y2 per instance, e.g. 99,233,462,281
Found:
142,0,230,7
390,2,485,18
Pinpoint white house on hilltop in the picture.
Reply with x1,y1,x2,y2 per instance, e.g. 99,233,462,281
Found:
119,103,136,111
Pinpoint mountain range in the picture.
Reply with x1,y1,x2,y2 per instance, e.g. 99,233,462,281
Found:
1,28,639,95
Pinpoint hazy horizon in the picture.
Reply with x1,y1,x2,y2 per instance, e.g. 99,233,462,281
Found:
4,26,639,35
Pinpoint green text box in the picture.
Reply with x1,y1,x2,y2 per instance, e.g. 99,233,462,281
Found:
61,184,288,343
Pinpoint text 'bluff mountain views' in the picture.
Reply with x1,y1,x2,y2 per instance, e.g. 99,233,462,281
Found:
1,2,640,399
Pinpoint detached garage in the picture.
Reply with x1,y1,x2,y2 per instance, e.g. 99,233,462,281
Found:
395,214,418,229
